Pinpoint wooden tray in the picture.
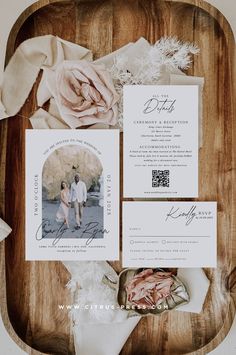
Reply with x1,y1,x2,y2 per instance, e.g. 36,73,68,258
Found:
0,1,235,354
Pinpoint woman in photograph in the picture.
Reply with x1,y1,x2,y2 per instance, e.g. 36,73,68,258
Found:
56,181,70,228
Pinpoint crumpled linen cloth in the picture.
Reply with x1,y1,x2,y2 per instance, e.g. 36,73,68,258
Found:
0,35,208,355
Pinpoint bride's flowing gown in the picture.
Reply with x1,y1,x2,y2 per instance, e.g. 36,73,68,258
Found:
56,189,70,222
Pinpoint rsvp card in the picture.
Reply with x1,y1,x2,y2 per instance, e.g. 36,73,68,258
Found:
123,202,217,268
26,129,119,261
123,85,199,198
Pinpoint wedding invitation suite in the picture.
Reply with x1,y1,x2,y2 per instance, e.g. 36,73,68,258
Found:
26,129,119,261
123,202,217,268
123,85,199,198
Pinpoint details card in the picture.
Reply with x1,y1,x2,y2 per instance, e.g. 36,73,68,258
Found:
123,85,199,198
122,202,217,268
26,129,119,261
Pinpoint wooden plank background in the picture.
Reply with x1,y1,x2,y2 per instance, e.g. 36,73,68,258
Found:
0,0,235,354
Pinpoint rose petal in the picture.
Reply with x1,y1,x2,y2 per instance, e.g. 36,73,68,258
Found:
72,68,90,84
88,86,102,103
93,65,120,105
72,100,92,111
125,270,174,309
58,72,79,104
81,83,92,101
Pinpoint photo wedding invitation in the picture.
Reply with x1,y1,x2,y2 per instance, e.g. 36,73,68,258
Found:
25,129,119,261
123,85,199,198
123,202,217,268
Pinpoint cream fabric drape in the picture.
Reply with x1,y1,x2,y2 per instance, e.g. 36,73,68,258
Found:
0,35,92,119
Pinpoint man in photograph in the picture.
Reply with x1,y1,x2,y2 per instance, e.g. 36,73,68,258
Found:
69,173,87,229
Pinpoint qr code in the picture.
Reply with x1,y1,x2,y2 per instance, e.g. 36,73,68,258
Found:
152,170,170,187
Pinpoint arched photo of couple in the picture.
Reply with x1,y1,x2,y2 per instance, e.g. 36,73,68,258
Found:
42,145,104,239
56,173,87,230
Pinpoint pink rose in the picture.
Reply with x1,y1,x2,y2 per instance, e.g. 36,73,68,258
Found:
125,269,174,309
49,60,119,128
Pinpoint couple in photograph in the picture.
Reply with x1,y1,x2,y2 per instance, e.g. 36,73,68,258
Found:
56,173,87,230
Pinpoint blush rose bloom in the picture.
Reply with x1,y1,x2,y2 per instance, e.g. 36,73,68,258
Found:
125,269,174,309
47,60,119,128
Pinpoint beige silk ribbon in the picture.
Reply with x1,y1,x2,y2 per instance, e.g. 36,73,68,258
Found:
0,35,92,119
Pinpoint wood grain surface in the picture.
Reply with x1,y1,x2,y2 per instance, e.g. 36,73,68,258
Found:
0,1,235,354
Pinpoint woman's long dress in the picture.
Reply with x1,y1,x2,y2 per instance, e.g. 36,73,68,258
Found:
56,189,70,222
